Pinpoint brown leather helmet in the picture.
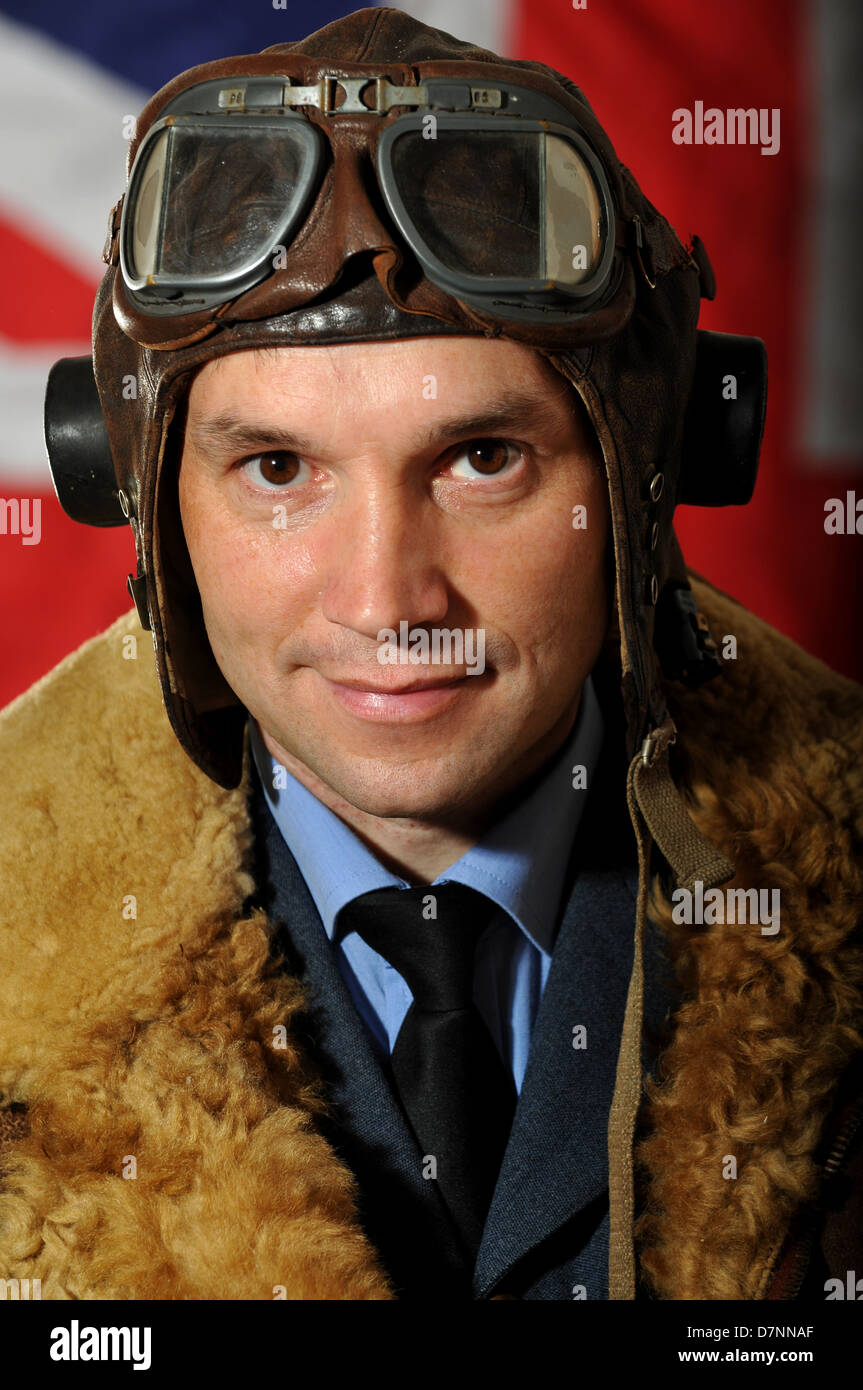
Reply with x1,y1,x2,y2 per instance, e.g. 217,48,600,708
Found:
45,5,765,791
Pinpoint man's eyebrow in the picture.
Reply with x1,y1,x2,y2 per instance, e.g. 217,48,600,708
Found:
414,387,575,450
187,387,575,460
187,417,317,458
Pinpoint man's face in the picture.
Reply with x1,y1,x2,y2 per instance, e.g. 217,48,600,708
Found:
178,336,610,826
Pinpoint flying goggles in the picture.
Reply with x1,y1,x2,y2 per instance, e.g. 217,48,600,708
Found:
118,72,632,325
48,63,766,543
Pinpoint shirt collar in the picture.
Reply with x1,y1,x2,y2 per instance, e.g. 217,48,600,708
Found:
250,674,604,960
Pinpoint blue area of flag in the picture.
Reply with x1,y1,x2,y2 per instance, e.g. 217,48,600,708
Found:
0,0,368,90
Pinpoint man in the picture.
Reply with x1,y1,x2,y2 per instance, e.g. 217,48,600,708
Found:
1,7,861,1302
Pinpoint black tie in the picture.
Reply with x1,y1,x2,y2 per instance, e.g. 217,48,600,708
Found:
339,883,518,1259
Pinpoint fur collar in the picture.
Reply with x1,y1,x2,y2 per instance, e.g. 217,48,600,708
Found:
0,576,860,1299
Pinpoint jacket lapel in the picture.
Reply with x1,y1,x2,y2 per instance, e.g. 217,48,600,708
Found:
475,860,639,1296
475,757,679,1299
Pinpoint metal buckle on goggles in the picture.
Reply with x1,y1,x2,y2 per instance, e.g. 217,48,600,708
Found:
119,73,620,324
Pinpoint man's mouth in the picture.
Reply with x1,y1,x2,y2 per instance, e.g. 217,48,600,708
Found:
320,671,490,723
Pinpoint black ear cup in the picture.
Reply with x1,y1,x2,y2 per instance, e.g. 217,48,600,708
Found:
44,356,126,527
678,331,767,506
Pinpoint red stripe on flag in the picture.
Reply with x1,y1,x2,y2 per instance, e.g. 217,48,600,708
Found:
0,214,130,711
514,0,862,682
0,491,135,708
0,212,96,342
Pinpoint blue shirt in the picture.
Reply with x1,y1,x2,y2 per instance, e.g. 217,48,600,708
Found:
250,676,604,1095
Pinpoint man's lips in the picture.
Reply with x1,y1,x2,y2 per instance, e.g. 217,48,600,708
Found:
332,674,471,694
319,670,489,722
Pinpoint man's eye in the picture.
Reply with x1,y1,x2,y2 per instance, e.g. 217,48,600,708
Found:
241,451,308,489
449,439,523,480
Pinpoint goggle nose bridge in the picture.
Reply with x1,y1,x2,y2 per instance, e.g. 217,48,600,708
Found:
219,73,504,117
288,75,429,117
323,126,410,263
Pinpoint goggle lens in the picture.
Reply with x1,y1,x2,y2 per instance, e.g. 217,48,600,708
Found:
127,122,320,289
388,129,603,287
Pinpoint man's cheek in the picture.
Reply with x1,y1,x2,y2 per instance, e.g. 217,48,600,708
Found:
200,523,270,614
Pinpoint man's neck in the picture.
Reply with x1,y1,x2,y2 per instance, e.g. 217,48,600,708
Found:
258,705,581,885
255,711,578,884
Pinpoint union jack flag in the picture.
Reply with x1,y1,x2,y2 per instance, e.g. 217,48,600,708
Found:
0,0,860,705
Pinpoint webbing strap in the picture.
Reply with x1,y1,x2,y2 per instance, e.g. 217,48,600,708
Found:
633,717,735,895
607,717,735,1299
607,762,649,1301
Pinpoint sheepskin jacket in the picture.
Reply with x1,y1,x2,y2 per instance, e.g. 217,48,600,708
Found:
0,574,861,1301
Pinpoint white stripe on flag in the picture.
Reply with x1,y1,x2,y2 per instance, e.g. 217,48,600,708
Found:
0,13,146,281
0,339,89,486
391,0,516,55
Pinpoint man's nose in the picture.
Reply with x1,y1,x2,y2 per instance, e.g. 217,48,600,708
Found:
319,483,450,640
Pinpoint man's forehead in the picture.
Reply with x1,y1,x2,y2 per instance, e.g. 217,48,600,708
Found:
184,337,582,452
197,333,558,386
183,386,586,461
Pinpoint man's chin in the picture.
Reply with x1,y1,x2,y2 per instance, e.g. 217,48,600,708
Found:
317,772,473,823
274,742,493,824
